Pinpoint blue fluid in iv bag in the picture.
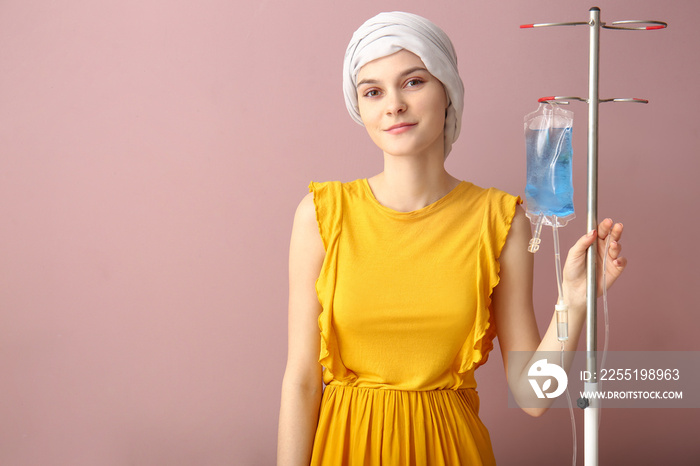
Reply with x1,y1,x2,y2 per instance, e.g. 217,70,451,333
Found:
524,127,574,219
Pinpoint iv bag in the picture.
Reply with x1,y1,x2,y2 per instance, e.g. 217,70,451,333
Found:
524,102,575,228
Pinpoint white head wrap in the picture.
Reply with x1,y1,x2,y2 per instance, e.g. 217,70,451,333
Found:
343,11,465,159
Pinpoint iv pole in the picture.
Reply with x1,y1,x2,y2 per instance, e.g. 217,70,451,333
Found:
521,7,667,466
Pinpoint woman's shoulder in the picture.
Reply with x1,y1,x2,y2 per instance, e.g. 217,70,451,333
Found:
307,178,366,202
302,179,364,247
308,178,364,190
460,181,520,203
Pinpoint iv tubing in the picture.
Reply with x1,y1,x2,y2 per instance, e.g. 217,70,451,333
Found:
555,223,614,466
552,216,564,302
553,217,569,342
529,213,545,253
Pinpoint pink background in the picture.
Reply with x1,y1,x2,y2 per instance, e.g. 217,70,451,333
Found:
1,0,698,464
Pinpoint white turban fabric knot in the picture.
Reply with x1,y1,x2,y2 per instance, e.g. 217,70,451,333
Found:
343,11,465,159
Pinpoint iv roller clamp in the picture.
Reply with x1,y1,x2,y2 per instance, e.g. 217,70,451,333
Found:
521,7,666,466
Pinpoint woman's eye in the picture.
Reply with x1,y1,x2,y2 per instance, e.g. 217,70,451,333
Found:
364,89,380,98
406,78,424,87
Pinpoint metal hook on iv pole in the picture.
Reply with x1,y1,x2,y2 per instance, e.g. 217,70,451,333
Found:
521,8,667,466
537,96,650,104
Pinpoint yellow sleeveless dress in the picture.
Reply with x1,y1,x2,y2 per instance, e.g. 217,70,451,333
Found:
308,178,521,465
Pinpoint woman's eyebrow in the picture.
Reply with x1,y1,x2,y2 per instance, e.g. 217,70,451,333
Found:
400,66,429,77
357,67,429,88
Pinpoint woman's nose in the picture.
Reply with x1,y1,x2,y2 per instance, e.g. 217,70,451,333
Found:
385,91,407,115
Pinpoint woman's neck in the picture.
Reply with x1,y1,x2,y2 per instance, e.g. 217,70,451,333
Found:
367,151,461,213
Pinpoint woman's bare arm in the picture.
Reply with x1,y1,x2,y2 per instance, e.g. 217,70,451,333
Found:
277,192,326,465
492,207,626,416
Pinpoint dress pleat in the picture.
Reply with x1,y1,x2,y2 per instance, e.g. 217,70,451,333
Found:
311,385,496,465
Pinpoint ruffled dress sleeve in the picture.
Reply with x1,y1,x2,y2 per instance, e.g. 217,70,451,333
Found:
456,187,522,378
308,181,356,383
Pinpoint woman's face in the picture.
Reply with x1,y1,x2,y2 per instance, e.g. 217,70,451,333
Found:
356,50,448,158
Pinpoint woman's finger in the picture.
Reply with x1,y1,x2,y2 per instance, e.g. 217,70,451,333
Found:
570,228,597,258
610,222,623,242
597,218,614,239
613,256,628,269
608,240,621,259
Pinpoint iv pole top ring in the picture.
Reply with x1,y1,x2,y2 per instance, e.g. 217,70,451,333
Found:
537,96,649,104
520,18,667,31
603,20,668,31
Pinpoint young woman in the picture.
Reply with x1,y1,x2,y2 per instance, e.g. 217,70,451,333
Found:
277,11,626,466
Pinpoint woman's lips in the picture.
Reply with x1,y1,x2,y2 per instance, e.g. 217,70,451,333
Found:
385,123,416,134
